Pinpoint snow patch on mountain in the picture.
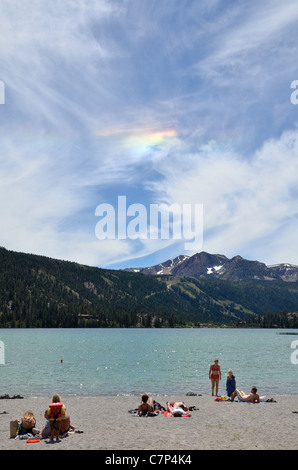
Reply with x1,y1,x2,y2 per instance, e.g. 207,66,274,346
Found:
125,251,298,282
207,265,223,275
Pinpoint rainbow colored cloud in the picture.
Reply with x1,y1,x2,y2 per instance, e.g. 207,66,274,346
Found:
96,126,178,152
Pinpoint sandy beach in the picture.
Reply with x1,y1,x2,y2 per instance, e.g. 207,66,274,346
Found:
1,394,298,451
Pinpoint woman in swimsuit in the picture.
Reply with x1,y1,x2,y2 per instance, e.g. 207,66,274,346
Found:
209,359,221,396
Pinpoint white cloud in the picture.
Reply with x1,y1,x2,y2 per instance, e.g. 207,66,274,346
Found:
196,0,298,79
0,0,298,268
146,127,298,264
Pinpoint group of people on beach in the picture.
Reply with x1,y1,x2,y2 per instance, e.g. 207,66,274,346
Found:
209,358,260,403
14,359,261,438
14,394,76,442
137,394,192,417
136,359,261,417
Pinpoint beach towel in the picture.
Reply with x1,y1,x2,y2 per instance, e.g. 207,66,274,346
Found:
15,432,37,440
163,410,191,417
128,409,159,417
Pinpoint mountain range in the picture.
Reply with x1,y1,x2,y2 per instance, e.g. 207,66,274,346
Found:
125,251,298,282
1,246,298,328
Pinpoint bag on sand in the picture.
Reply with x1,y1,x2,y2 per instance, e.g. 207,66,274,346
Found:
10,420,19,438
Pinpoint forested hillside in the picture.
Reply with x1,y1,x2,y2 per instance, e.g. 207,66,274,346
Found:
1,247,298,328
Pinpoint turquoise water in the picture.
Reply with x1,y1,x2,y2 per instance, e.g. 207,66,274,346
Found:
0,328,297,397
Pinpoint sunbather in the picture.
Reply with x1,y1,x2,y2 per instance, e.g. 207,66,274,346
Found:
232,387,260,403
166,401,191,417
138,394,154,415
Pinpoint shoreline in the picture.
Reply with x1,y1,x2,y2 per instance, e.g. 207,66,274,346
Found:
1,394,298,450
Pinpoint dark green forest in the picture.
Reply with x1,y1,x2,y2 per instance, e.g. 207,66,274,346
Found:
0,247,298,328
239,311,298,328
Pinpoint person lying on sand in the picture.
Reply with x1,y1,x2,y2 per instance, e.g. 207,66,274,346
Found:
166,401,191,417
231,387,260,403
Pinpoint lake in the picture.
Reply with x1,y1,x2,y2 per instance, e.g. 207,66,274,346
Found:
0,328,297,397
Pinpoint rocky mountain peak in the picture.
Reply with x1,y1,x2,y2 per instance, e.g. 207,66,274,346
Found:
126,252,298,282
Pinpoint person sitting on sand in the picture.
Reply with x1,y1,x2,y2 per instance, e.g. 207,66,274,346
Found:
40,409,75,439
39,410,51,439
17,410,39,436
226,369,236,399
166,401,191,417
60,412,75,435
138,394,154,415
232,387,260,403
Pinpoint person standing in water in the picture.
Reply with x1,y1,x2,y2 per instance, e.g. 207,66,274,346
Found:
209,359,221,396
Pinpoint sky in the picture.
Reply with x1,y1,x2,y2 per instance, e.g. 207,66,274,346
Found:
0,0,298,269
